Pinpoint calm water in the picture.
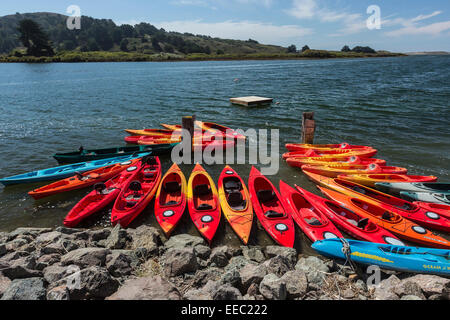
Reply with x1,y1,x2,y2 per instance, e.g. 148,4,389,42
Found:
0,56,449,251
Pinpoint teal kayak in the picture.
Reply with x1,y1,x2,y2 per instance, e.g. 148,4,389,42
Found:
400,191,450,205
53,143,177,164
0,152,151,186
312,238,450,276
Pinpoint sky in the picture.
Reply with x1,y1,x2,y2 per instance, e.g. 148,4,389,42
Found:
2,0,450,52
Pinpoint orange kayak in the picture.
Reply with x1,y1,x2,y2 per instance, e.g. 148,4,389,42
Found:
302,164,408,178
304,171,450,233
286,143,374,152
218,166,253,244
319,187,450,249
282,148,377,160
125,128,178,137
195,121,246,141
161,124,182,131
338,174,438,188
286,156,386,168
28,159,139,200
154,163,187,237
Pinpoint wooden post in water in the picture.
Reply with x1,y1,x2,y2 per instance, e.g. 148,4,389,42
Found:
301,112,315,144
182,115,196,150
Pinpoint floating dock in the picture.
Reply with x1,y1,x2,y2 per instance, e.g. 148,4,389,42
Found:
230,96,273,107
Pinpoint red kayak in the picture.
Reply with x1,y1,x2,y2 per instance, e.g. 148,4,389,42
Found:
282,148,378,160
64,164,139,227
248,167,295,248
187,164,221,244
154,163,187,236
111,156,162,227
415,202,450,219
279,180,342,242
286,156,386,168
293,184,405,245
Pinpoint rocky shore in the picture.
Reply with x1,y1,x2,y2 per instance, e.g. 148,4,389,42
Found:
0,225,448,300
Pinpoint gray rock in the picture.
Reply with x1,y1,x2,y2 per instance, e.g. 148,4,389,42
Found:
35,254,61,271
220,269,241,288
374,275,401,300
242,246,266,263
209,246,231,267
61,248,110,268
183,288,213,300
1,277,46,300
263,255,294,277
405,274,450,298
7,228,52,241
295,256,329,286
46,285,69,300
90,229,112,242
35,231,63,245
213,284,243,300
4,238,28,252
55,227,85,235
280,269,308,299
239,263,268,292
0,256,42,279
401,295,423,300
0,244,6,257
259,274,287,300
191,268,223,288
243,294,256,300
106,250,137,277
107,276,181,300
57,266,119,300
194,245,211,260
44,264,73,284
265,246,298,266
127,225,161,256
104,225,131,250
162,247,199,277
0,273,11,298
394,280,426,300
247,283,260,297
164,234,205,250
224,256,256,273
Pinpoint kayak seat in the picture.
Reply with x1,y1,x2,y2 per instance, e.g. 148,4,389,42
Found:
227,191,246,210
144,156,158,166
265,210,284,218
352,186,366,194
194,184,211,197
224,179,242,192
382,211,393,221
164,181,181,193
257,190,276,204
305,217,323,226
129,181,142,192
143,169,157,179
94,183,107,194
347,219,358,226
357,218,370,230
165,200,179,206
198,203,213,211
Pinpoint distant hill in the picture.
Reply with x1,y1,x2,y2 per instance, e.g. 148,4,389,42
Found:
0,12,288,55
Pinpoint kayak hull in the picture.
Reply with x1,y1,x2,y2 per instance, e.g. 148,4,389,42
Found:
154,163,187,236
283,148,378,160
218,166,253,245
248,167,295,248
286,156,386,168
302,164,408,178
285,143,374,152
339,174,438,188
279,181,342,243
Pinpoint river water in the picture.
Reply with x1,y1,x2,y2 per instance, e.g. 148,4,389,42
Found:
0,56,449,251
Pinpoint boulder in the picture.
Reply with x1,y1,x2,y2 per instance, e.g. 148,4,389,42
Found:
263,255,294,277
191,268,223,288
107,276,181,300
220,269,241,288
0,244,6,257
162,248,199,277
0,256,42,279
242,246,266,263
90,229,112,242
194,245,211,260
209,246,231,267
46,285,70,300
183,288,213,300
394,280,426,300
1,277,46,300
295,256,329,286
224,256,256,273
7,228,52,241
61,248,110,268
35,254,61,271
374,275,401,300
103,225,131,250
265,246,298,266
105,250,138,277
259,274,287,300
44,264,75,284
405,274,450,298
55,227,85,235
239,263,268,292
213,284,243,300
57,266,119,300
164,234,205,250
401,295,423,300
0,273,11,298
127,225,161,256
280,269,308,299
35,231,64,245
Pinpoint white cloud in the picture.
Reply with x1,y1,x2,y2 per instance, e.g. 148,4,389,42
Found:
286,0,317,19
384,11,449,36
171,0,273,9
411,11,442,23
154,20,313,45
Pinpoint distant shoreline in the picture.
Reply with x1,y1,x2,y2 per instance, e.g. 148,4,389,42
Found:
0,50,405,63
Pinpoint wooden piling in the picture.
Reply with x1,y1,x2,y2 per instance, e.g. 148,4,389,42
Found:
301,112,315,144
182,115,196,149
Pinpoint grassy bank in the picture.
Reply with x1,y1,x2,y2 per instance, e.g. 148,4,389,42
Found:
0,49,404,63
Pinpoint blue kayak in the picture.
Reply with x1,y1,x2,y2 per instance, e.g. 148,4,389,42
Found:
0,152,151,186
312,238,450,276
